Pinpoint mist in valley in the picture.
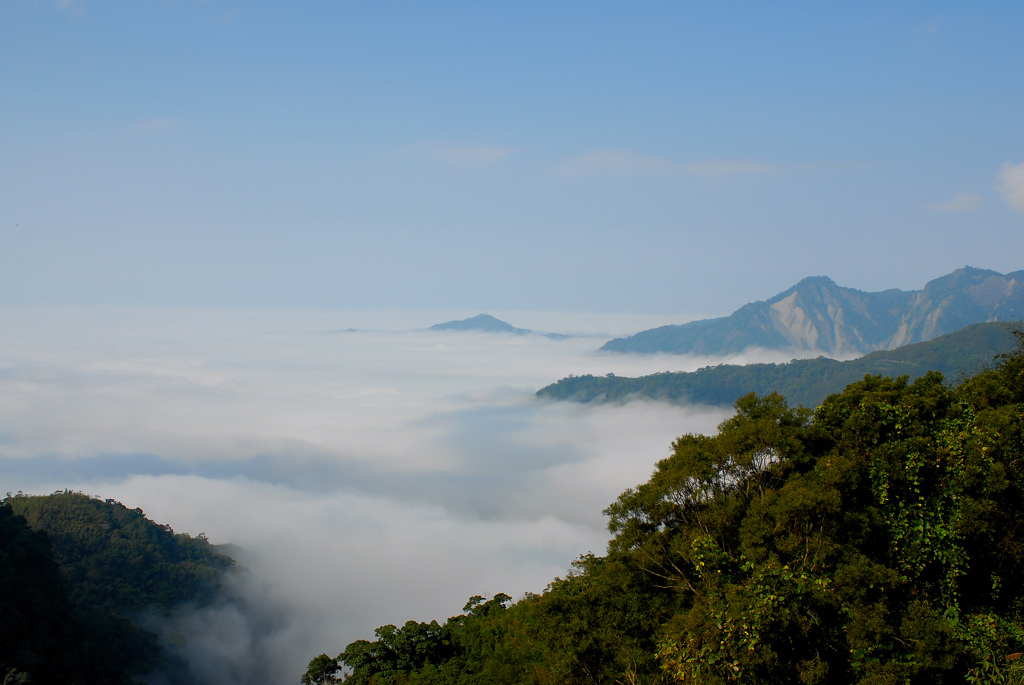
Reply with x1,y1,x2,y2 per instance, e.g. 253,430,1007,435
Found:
0,306,800,683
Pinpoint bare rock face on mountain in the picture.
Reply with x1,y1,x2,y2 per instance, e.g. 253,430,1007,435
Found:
602,267,1024,356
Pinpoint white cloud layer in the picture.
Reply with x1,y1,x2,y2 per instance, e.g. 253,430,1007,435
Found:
996,162,1024,211
0,306,764,684
926,192,983,212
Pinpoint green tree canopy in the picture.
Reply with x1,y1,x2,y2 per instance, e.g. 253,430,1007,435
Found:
4,491,236,683
0,503,109,684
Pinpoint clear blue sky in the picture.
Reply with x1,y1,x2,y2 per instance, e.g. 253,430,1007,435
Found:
2,1,1022,313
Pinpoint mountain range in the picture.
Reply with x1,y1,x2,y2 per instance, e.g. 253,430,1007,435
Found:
602,266,1024,356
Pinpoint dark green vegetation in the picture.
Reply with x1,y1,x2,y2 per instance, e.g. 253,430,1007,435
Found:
1,491,234,684
0,504,90,685
603,267,1024,356
307,337,1024,684
540,322,1018,409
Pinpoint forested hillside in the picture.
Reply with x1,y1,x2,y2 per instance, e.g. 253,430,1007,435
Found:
540,322,1017,409
2,492,235,684
305,337,1024,684
0,504,97,685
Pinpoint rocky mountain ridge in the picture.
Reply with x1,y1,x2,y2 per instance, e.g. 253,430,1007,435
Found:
602,267,1024,356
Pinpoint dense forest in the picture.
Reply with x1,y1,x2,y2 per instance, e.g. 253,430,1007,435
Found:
0,492,234,685
539,322,1018,409
305,336,1024,684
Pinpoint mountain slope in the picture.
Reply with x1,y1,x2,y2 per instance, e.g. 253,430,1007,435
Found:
5,492,235,683
0,503,101,684
602,267,1024,356
542,322,1018,408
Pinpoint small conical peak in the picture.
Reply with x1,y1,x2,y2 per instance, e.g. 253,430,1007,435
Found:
429,314,531,334
466,314,502,324
768,275,841,303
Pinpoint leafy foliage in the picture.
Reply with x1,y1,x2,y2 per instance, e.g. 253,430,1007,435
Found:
302,654,342,684
7,490,233,613
0,503,115,684
4,491,235,683
317,334,1024,684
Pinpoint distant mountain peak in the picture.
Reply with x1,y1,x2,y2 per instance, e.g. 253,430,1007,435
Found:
794,275,838,288
429,314,532,335
768,275,848,304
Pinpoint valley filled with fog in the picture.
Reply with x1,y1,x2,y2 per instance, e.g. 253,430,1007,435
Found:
0,306,804,683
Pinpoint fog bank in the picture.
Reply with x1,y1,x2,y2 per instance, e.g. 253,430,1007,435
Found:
0,307,762,682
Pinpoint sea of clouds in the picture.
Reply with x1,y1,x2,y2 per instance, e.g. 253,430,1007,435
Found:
0,306,797,684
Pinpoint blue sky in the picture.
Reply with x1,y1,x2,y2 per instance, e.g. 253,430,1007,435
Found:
2,1,1022,314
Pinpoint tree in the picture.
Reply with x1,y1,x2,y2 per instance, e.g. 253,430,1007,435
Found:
301,654,340,685
4,491,237,684
641,371,1024,684
0,503,102,684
